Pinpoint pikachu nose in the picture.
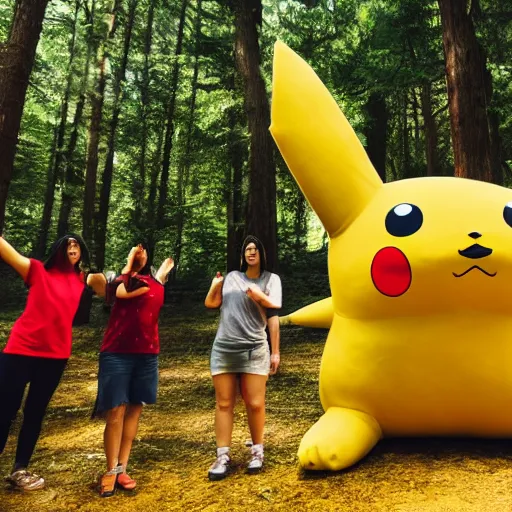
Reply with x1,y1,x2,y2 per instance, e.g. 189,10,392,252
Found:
468,232,482,239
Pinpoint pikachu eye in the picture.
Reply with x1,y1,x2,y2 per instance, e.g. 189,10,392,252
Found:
385,203,423,237
503,202,512,228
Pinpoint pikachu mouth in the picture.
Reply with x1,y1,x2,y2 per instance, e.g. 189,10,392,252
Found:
453,266,497,278
453,243,496,278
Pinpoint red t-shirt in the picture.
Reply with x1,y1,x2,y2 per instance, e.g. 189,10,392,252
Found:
100,274,164,354
4,259,85,359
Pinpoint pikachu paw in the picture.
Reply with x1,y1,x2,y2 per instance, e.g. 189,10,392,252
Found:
297,407,382,471
298,441,348,471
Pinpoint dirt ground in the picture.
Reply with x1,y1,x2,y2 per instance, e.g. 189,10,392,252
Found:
1,301,512,512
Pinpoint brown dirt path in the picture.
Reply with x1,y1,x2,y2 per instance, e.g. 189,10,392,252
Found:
1,303,511,511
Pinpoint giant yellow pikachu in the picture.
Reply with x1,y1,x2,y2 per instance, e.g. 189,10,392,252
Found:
270,41,512,471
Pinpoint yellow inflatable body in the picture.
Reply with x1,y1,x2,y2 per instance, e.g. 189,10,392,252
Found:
270,41,512,471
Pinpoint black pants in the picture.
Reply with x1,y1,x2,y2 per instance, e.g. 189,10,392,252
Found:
0,353,67,469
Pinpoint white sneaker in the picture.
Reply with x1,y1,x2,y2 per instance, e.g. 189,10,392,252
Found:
6,469,45,490
247,444,264,474
208,447,231,481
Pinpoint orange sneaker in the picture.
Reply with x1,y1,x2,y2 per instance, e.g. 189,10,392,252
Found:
99,470,118,498
117,471,136,490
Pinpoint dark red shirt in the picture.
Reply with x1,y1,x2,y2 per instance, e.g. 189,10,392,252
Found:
4,259,85,359
100,274,164,354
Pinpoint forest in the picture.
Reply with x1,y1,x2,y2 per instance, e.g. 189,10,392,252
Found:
1,1,512,511
1,0,510,294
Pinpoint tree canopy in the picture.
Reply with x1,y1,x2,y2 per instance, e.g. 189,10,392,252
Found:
0,0,511,293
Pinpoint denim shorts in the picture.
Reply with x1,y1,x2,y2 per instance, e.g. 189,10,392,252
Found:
92,353,158,416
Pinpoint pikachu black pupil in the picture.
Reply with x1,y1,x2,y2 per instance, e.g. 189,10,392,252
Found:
385,203,423,237
503,203,512,228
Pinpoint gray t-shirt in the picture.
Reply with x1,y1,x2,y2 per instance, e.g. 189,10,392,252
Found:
213,271,282,353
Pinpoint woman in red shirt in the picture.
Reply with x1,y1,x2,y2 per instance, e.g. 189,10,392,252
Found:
94,243,174,497
0,234,106,490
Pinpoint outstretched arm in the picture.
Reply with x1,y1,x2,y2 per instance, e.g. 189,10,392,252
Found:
86,272,107,297
0,237,30,281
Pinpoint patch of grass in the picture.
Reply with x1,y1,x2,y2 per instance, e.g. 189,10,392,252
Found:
1,302,512,511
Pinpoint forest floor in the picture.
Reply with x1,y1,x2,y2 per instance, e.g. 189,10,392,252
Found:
1,300,512,512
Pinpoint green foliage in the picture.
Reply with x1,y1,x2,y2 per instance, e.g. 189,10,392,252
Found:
2,0,512,306
0,0,14,41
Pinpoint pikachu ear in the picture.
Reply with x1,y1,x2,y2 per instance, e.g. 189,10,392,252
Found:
270,41,383,236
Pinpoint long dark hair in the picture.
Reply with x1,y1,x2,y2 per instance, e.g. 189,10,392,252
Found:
240,235,267,274
44,233,90,273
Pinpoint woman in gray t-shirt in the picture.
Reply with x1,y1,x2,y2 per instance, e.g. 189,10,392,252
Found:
204,236,282,481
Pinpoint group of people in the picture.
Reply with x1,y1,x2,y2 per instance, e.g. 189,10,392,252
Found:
0,233,281,496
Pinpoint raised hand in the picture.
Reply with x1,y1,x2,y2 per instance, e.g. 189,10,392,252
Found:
122,245,143,274
212,271,224,287
205,272,224,308
162,257,175,274
127,244,143,262
155,256,175,284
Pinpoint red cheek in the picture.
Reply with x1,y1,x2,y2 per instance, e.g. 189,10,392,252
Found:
371,247,412,297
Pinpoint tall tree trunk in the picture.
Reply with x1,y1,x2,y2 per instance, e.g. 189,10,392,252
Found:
35,0,80,257
420,81,439,177
57,80,88,237
146,127,164,261
95,0,137,271
0,0,50,232
488,108,503,186
364,92,388,183
35,120,59,256
438,0,492,181
58,0,96,238
293,193,307,254
390,159,398,181
82,1,118,253
157,0,189,230
411,89,421,160
232,0,277,271
406,35,439,178
483,67,503,185
134,0,156,230
174,0,202,275
402,91,412,178
226,75,245,272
